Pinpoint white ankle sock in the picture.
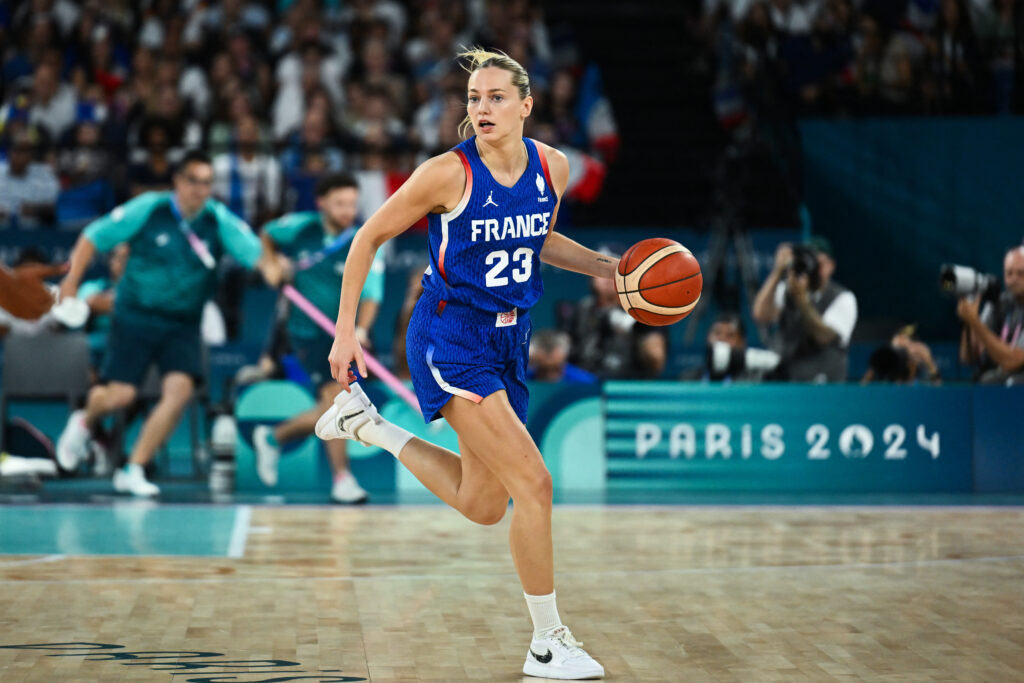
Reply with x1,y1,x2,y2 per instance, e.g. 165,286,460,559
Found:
360,420,414,458
524,591,563,637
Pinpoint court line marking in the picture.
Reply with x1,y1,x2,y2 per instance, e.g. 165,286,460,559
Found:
2,553,1023,585
226,505,252,559
0,554,65,567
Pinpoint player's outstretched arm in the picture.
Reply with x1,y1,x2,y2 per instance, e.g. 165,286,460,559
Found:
329,153,465,388
535,143,618,280
542,232,618,279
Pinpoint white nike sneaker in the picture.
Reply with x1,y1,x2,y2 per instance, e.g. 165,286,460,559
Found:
113,464,160,497
56,409,92,472
253,425,280,487
314,383,380,444
330,472,369,504
523,626,604,680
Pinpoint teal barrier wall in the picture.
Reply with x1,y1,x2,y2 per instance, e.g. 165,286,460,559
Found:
605,383,971,492
801,119,1024,340
234,381,1024,495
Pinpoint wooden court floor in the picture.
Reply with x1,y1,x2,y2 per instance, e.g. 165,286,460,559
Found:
2,504,1024,682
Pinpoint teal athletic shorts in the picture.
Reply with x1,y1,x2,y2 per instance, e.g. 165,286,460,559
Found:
101,308,203,386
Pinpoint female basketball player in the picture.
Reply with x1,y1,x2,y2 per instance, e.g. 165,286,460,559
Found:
316,49,614,680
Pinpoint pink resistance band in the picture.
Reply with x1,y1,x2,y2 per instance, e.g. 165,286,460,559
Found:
282,284,421,413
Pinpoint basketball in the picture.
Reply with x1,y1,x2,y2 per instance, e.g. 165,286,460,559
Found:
0,265,60,321
614,238,702,326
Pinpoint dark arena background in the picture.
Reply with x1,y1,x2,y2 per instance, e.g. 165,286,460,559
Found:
1,1,1023,681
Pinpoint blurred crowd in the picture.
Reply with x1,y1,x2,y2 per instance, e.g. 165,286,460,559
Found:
704,0,1023,125
0,0,617,230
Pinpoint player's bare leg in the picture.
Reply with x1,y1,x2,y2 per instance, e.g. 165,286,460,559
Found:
317,385,509,523
113,372,193,496
317,384,603,679
441,392,552,593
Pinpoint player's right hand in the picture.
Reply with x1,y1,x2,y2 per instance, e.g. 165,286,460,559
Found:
328,331,367,393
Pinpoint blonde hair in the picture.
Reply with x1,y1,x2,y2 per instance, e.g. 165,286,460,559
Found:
456,47,531,139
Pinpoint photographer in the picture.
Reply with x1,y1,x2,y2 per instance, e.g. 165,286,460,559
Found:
957,246,1024,384
752,237,858,382
681,312,779,382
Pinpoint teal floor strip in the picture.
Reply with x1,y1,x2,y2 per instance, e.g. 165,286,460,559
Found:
0,504,244,557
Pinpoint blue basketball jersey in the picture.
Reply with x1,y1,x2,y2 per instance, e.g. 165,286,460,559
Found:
422,136,557,312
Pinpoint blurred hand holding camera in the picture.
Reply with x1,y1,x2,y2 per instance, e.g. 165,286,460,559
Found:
772,243,794,274
956,296,981,325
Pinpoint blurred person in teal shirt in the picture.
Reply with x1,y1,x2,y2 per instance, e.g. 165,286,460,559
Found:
254,172,384,504
56,150,263,496
76,243,128,378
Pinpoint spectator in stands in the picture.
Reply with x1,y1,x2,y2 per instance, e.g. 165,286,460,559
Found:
753,236,858,382
958,245,1024,385
84,25,129,101
528,329,597,383
273,37,343,141
3,14,56,86
350,86,408,155
155,54,212,123
976,0,1017,113
0,130,59,228
0,0,608,229
55,117,116,228
927,0,983,114
564,273,667,379
129,120,175,196
212,115,283,226
405,11,464,88
681,312,778,382
28,62,77,142
353,37,410,117
145,85,203,151
281,107,345,211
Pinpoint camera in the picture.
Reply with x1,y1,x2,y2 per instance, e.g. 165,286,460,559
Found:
787,244,822,291
939,264,1001,302
709,341,780,379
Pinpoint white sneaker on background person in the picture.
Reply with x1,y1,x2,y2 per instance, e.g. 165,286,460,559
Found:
113,463,160,497
252,425,280,487
330,471,368,504
523,625,604,680
90,438,113,477
56,409,91,471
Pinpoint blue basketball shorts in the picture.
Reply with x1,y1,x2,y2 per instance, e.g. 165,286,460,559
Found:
405,290,532,424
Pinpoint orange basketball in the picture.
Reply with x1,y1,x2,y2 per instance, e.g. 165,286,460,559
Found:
614,238,702,326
